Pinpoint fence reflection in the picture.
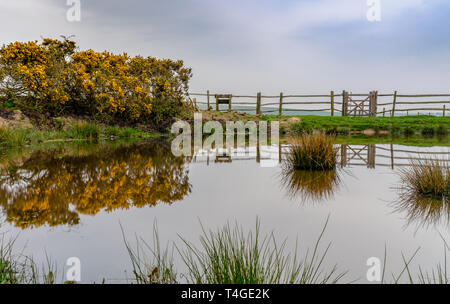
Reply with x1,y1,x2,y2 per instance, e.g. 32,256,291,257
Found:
191,142,449,169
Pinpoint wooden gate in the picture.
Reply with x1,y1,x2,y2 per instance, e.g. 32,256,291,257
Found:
342,91,378,117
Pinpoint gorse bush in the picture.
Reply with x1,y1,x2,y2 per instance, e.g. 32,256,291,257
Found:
286,133,338,171
0,37,192,125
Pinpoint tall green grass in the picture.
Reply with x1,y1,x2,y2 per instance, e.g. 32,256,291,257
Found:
385,239,449,284
68,122,100,140
0,123,150,148
0,233,58,284
123,223,177,284
285,133,338,171
0,127,28,147
124,218,347,284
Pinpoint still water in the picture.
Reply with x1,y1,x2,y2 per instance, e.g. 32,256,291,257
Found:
0,138,448,283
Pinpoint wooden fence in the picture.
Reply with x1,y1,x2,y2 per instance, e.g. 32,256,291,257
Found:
189,90,450,117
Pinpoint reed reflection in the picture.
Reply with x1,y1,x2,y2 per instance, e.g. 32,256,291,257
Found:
392,194,449,230
280,169,342,204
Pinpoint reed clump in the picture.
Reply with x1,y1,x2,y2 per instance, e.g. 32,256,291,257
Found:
124,219,347,284
286,133,338,171
398,158,449,200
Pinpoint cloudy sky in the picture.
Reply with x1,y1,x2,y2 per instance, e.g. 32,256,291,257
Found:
1,0,450,95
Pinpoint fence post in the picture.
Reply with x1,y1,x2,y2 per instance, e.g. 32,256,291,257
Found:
342,90,346,116
215,94,219,111
444,105,446,117
229,94,232,112
330,91,334,117
383,108,385,117
279,92,283,116
207,90,210,110
256,92,262,115
370,91,378,117
390,144,394,170
391,90,397,117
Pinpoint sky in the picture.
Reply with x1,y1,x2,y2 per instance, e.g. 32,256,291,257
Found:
1,0,450,95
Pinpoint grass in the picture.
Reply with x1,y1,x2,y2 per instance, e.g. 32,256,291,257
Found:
259,115,450,136
285,133,338,171
123,223,178,284
1,219,448,284
0,232,58,284
124,218,347,284
398,158,449,200
385,239,449,284
68,122,100,140
0,123,153,148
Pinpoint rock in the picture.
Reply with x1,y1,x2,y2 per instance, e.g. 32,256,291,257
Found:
286,117,301,124
362,129,376,136
12,110,25,121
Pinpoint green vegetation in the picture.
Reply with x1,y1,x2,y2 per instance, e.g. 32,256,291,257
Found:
398,158,449,200
0,123,154,148
333,134,449,147
0,234,57,284
125,219,347,284
1,219,448,284
285,133,338,171
259,115,450,136
0,38,192,127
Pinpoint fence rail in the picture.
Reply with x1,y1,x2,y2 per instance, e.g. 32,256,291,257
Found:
189,90,450,117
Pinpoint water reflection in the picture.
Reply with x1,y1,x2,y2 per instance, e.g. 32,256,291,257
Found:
280,169,342,203
0,140,191,229
0,139,448,230
392,194,449,230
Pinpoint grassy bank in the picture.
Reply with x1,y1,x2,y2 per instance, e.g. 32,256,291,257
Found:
0,122,157,148
258,115,450,136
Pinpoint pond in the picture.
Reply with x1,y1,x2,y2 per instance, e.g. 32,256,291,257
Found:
0,137,449,283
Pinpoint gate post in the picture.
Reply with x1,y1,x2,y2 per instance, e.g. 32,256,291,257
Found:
369,91,378,117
